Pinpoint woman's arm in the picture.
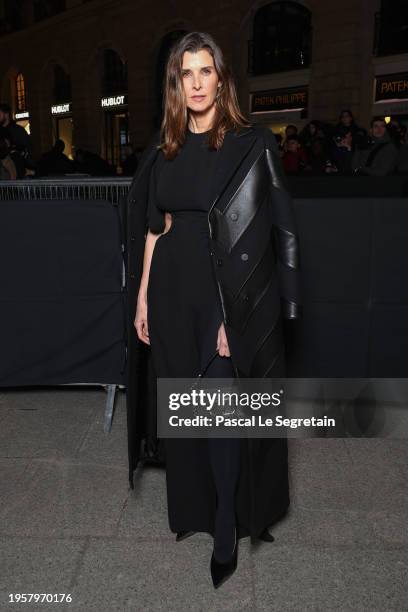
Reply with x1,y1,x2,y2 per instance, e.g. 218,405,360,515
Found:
134,212,172,345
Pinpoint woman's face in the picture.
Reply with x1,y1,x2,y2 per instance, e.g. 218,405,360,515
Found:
181,49,220,115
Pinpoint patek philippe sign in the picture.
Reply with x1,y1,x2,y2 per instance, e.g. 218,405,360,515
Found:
15,111,30,120
101,94,128,108
251,86,308,113
51,102,71,115
375,72,408,102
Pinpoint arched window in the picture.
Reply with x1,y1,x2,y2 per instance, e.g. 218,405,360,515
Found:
16,72,26,111
102,49,128,96
154,30,187,127
374,0,408,56
250,1,312,75
53,65,71,103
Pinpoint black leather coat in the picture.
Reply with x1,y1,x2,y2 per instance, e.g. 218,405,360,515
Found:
125,124,302,486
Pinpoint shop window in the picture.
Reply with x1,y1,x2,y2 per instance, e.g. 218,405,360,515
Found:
54,65,71,103
249,1,312,75
374,0,408,56
104,111,129,171
102,49,128,96
34,0,66,23
16,72,26,111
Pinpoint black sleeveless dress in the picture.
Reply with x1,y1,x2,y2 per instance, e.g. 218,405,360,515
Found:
146,128,238,536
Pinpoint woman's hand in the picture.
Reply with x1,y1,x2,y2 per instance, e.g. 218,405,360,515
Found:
134,289,150,345
216,322,230,357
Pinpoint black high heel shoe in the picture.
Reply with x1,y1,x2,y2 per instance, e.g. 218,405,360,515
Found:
210,527,238,589
175,530,196,542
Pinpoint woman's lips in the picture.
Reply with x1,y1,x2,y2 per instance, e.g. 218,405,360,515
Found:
192,95,206,101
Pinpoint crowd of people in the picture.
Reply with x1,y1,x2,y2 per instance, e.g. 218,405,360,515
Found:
278,110,408,177
1,102,407,180
0,102,139,180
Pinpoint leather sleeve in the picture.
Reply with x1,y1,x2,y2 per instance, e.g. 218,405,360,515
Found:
262,128,302,319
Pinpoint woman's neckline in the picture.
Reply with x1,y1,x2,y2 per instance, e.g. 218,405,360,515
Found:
187,126,211,136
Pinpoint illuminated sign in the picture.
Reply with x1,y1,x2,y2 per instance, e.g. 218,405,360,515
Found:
251,86,308,113
101,94,128,108
51,102,71,115
15,111,29,120
375,72,408,102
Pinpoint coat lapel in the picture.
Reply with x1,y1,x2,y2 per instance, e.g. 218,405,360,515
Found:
209,126,258,216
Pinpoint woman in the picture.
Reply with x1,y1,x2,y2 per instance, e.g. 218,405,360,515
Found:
128,31,301,588
335,109,367,149
0,137,17,180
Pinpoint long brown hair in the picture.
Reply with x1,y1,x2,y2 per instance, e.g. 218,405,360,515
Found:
159,31,251,160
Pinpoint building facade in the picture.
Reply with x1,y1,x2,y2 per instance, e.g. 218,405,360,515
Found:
1,0,407,170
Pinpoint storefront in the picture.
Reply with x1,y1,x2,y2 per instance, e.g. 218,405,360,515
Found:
14,110,30,135
101,93,129,173
373,71,408,128
51,102,73,159
249,85,309,136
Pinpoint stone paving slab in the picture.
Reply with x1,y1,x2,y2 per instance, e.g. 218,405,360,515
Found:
0,388,100,459
117,467,174,540
0,459,129,538
289,438,408,514
252,544,407,611
0,459,32,514
72,537,253,612
75,419,129,468
0,537,86,611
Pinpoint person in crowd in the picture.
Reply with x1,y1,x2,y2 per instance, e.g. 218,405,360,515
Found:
327,129,354,175
73,148,116,176
299,120,331,170
299,120,325,149
302,137,328,175
396,127,408,175
335,109,367,148
386,119,406,148
397,124,408,147
284,124,298,139
0,102,36,178
274,132,284,155
282,134,309,175
282,124,298,152
121,143,139,176
37,139,74,176
352,116,398,176
0,136,17,179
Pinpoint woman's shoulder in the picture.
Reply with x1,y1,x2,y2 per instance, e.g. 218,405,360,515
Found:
230,124,279,151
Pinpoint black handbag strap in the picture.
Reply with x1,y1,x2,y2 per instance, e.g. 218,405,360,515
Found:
189,351,219,392
197,350,220,378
